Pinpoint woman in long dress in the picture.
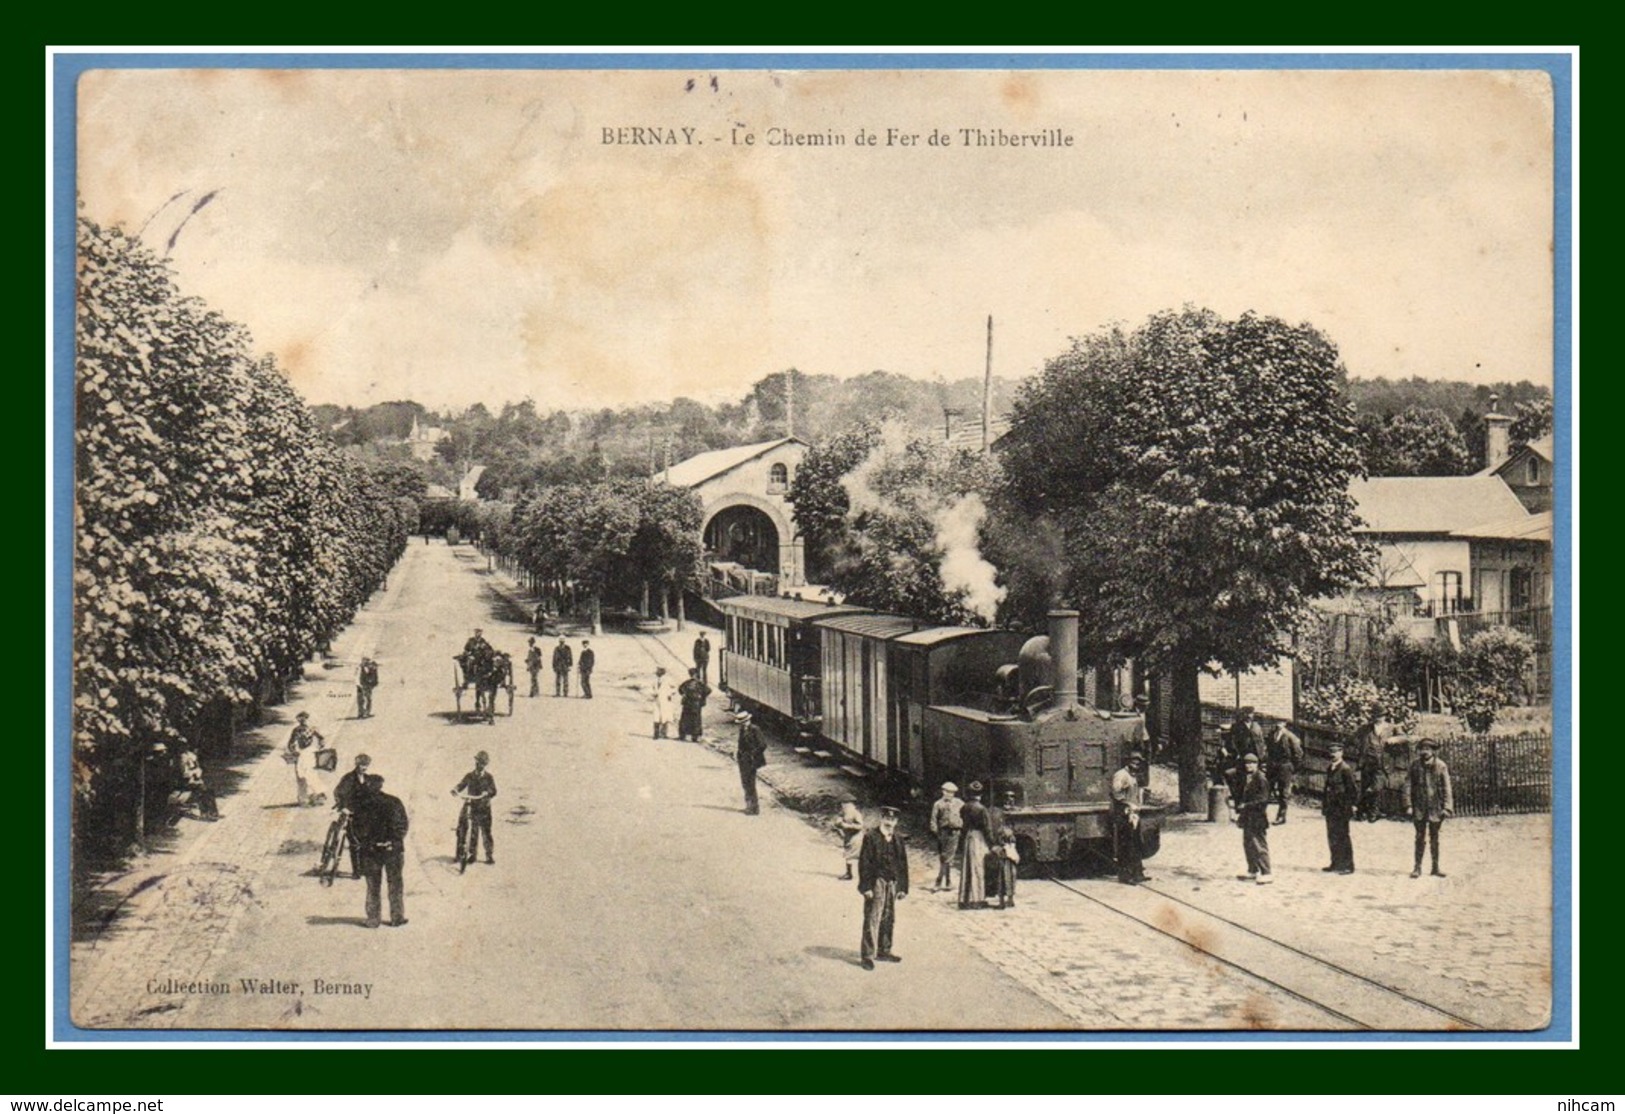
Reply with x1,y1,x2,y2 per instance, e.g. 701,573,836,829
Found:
957,783,992,908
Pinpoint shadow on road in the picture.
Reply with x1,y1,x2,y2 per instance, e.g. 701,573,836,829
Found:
691,803,750,815
305,915,373,928
803,945,864,968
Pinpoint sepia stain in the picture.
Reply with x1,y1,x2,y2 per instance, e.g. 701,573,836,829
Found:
1001,75,1040,118
254,69,310,96
1234,993,1277,1030
1151,901,1217,958
278,338,315,387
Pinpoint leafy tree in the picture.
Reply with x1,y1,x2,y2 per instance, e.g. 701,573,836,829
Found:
995,307,1372,809
1359,407,1473,476
74,216,411,855
1510,397,1554,448
512,482,639,634
786,420,881,581
623,483,705,627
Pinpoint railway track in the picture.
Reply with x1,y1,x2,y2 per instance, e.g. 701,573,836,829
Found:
1044,872,1483,1031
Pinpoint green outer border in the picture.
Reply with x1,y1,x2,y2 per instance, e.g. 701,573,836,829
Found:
28,26,1594,1096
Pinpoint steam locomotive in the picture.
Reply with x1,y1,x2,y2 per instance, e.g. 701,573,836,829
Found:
715,598,1163,868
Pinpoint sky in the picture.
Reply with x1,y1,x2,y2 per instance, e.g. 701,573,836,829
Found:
75,63,1558,414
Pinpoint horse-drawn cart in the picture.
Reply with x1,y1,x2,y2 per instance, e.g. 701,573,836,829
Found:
452,651,516,724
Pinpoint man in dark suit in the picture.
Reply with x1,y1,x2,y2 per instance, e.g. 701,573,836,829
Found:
1405,738,1454,878
858,805,909,970
525,638,543,698
1265,719,1304,824
331,753,372,879
451,750,497,866
733,710,766,814
577,640,595,699
1321,740,1360,874
551,636,573,697
352,774,410,927
693,632,712,686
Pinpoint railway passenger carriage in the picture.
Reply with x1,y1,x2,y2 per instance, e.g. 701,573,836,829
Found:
717,596,865,727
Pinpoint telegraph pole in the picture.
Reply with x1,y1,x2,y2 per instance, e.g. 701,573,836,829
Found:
982,315,994,454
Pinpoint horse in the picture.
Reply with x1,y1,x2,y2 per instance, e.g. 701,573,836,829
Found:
472,653,511,724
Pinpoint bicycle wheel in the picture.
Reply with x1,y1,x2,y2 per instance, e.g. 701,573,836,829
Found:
455,804,472,872
319,817,344,886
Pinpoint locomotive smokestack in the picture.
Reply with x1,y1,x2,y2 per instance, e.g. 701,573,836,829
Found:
1048,609,1079,711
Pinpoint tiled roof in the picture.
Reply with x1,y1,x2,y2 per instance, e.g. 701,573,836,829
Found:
658,438,806,488
1452,509,1553,542
1350,476,1529,535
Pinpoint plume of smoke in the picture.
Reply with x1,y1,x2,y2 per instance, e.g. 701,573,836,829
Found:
839,419,916,517
838,418,1006,624
935,493,1006,622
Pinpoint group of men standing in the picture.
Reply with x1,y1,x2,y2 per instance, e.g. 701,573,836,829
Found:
330,752,411,928
1220,709,1455,883
526,635,594,699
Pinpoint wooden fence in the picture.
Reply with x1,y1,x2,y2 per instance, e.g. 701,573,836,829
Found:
1199,704,1551,817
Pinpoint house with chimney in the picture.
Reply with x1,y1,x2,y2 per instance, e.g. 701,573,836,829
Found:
1320,396,1556,699
1202,398,1557,717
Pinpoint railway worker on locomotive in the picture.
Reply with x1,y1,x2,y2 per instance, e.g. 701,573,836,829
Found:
1111,751,1152,885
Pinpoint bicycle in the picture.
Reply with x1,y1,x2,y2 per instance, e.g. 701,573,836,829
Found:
453,794,480,873
318,810,352,887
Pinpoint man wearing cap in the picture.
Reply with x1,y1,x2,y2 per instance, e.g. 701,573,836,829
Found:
356,655,379,719
857,805,909,970
1404,739,1453,878
552,636,573,698
1265,719,1304,825
927,782,963,892
451,751,498,866
1111,752,1151,885
525,637,543,698
693,631,712,687
578,640,595,699
351,773,410,928
332,753,373,879
462,629,494,673
1235,753,1274,884
1322,740,1359,874
734,710,767,814
1221,707,1263,804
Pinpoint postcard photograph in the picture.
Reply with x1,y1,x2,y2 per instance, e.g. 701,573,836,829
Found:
54,55,1571,1040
